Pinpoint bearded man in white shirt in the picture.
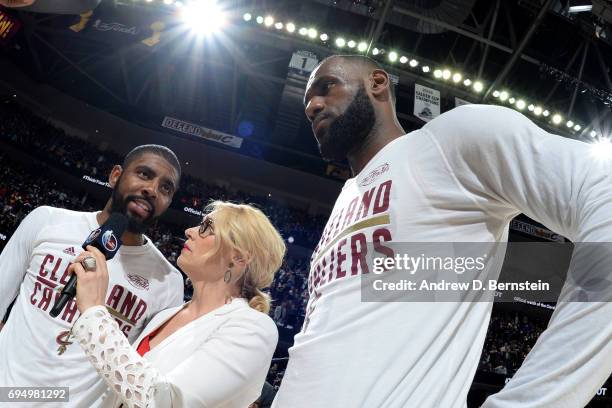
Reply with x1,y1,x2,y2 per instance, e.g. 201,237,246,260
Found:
272,55,612,408
0,144,185,407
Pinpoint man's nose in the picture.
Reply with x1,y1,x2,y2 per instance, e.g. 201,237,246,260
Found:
305,97,325,122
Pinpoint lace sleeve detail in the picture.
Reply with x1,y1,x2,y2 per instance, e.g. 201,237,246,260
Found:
72,306,169,408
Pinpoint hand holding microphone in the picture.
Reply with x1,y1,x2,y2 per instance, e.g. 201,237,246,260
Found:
70,246,112,313
49,213,128,318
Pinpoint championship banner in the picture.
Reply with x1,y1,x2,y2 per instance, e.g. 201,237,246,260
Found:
161,116,244,149
67,2,170,47
455,97,471,107
0,10,21,44
414,83,440,122
288,50,319,76
510,219,565,242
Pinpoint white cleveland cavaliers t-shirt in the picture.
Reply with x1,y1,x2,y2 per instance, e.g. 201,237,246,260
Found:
273,105,612,408
0,207,184,407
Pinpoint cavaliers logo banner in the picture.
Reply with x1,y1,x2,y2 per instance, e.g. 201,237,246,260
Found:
0,10,21,44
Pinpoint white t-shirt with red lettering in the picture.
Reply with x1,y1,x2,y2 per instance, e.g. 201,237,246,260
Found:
0,207,184,407
273,105,612,408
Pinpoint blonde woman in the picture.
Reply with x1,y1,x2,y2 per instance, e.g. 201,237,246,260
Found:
70,201,286,408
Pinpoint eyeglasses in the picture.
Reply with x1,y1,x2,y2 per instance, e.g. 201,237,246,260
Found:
198,217,214,238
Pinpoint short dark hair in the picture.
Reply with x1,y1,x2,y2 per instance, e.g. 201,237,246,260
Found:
122,144,181,179
322,54,396,103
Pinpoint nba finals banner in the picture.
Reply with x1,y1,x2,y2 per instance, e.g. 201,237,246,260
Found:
414,83,440,122
0,11,21,44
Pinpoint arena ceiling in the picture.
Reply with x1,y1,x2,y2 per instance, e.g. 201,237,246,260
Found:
1,0,611,178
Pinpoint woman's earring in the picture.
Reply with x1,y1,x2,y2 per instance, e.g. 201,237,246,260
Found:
224,264,233,284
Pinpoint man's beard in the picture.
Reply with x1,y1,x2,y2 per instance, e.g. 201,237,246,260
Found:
317,84,376,162
110,178,156,234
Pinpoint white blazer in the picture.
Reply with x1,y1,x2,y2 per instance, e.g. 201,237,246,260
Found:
96,298,278,408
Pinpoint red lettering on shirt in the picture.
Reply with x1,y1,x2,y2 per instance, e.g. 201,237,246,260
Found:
373,180,392,214
350,233,368,275
107,285,124,309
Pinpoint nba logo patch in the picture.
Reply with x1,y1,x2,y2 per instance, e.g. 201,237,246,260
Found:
102,230,118,252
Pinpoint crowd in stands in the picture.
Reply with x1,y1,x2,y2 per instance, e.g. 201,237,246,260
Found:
478,311,549,376
2,99,609,393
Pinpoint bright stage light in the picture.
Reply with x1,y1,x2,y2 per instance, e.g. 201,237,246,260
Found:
463,78,472,86
590,130,597,137
493,90,500,97
528,104,534,111
499,91,508,101
574,124,581,131
442,69,451,80
336,37,346,47
319,33,328,41
243,13,252,21
346,40,355,48
308,28,317,38
357,42,367,52
590,137,612,161
422,66,430,73
552,114,562,124
433,69,443,78
164,0,174,5
264,16,274,27
182,1,226,35
534,106,542,115
399,56,408,64
509,97,516,104
274,22,283,30
256,16,264,24
286,22,295,33
473,81,483,92
516,100,526,110
543,110,550,117
409,59,418,67
566,120,574,128
452,73,462,83
298,27,308,35
388,51,398,62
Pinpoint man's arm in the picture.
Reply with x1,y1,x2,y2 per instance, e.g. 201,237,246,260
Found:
425,105,612,407
0,206,51,320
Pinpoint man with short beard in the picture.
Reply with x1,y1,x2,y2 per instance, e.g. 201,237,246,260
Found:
0,144,184,407
272,55,612,407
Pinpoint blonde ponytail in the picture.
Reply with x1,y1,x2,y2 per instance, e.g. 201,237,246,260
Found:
248,289,271,314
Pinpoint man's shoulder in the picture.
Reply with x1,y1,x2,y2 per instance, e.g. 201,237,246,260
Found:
424,104,525,137
26,206,93,228
33,205,91,219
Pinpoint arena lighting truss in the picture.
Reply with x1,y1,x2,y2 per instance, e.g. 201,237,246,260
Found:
241,12,600,138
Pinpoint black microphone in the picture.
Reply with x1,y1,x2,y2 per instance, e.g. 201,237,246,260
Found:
50,213,128,318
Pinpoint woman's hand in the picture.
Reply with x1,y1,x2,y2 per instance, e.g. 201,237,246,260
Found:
70,245,109,313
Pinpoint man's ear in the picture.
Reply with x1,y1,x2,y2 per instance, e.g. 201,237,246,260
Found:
370,69,391,100
108,165,123,188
